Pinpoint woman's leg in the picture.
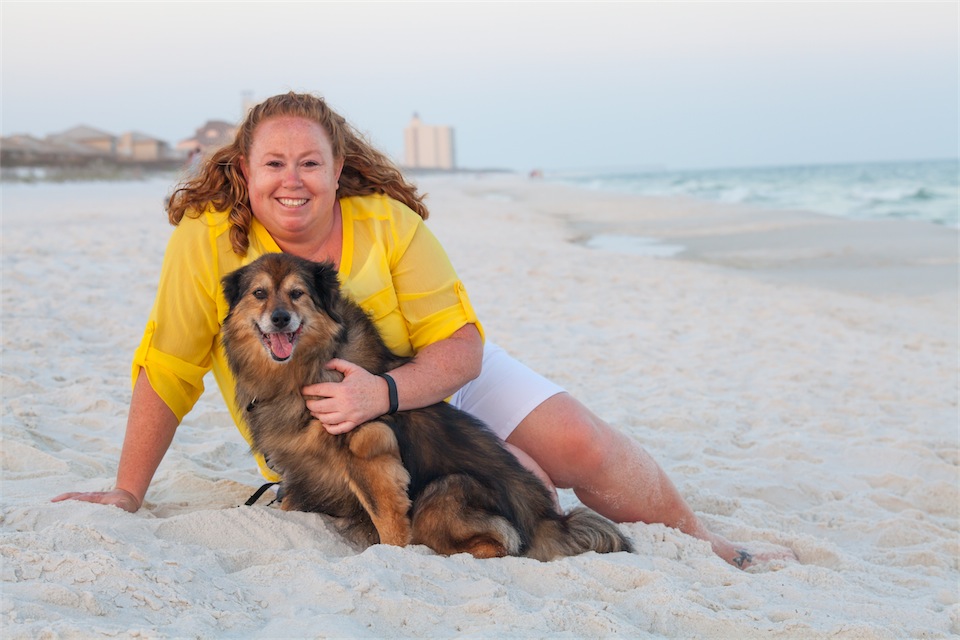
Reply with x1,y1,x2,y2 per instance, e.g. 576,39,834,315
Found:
505,392,795,569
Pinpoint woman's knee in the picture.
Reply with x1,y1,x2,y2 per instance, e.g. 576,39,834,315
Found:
559,413,617,470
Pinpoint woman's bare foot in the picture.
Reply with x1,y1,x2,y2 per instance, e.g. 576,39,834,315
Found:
707,531,797,570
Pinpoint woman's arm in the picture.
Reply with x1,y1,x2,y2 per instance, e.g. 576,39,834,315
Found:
52,370,178,512
303,323,482,434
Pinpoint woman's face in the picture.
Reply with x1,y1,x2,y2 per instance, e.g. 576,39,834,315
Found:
241,116,344,245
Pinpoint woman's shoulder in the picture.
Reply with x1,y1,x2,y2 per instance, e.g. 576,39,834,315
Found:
178,205,232,228
342,193,420,224
167,206,232,255
173,206,232,238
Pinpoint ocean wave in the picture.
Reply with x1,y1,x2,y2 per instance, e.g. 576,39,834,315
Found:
549,159,958,227
855,186,941,205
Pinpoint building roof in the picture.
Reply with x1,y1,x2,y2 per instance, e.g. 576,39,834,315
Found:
121,131,165,143
2,134,53,152
182,120,236,150
1,133,106,158
48,125,116,142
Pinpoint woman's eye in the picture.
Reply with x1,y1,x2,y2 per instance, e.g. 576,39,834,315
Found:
290,289,304,300
253,289,267,300
266,161,283,168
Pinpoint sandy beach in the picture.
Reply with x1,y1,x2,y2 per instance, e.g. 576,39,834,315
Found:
2,174,957,638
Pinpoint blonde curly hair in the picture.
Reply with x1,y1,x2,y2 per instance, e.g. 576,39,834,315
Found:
167,92,428,255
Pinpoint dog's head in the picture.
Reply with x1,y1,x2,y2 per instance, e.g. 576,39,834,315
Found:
222,254,343,363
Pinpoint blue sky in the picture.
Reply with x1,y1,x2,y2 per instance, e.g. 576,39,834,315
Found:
2,1,956,171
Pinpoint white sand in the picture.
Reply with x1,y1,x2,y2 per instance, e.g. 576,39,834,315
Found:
2,175,957,638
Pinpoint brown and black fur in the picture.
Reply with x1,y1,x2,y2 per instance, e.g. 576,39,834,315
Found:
221,253,633,560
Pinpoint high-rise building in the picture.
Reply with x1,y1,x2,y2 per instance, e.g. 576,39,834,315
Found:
404,114,455,170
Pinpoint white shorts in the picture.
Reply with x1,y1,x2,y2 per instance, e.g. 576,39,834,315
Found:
449,342,565,441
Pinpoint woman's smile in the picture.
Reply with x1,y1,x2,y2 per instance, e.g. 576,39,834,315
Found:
277,197,309,208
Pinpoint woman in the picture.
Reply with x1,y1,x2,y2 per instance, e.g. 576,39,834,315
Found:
55,92,793,570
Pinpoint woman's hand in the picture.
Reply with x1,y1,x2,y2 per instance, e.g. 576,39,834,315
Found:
51,488,141,513
303,358,389,435
302,324,483,435
50,373,173,515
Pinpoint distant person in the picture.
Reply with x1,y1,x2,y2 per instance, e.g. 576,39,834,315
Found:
54,92,795,570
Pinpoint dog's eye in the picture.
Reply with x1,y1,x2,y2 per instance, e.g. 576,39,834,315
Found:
289,289,304,300
252,288,267,300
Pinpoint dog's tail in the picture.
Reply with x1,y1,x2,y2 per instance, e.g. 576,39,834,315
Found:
525,507,634,561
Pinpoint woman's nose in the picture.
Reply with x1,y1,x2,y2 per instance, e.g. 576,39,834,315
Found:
281,166,303,187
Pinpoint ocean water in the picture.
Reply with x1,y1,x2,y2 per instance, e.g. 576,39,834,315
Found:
547,159,959,228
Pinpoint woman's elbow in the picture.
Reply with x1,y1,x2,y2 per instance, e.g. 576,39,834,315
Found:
456,323,484,382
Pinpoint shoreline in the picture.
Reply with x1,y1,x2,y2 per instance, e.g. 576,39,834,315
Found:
575,199,958,297
424,174,959,298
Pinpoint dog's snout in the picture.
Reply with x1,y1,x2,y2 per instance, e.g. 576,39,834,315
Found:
271,308,291,328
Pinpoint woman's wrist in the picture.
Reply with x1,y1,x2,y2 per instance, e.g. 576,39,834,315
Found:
114,487,143,511
378,373,399,414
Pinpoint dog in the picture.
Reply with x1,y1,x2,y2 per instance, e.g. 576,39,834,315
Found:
220,253,633,560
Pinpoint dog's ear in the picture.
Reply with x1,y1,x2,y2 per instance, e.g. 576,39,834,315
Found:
308,261,343,322
221,266,247,310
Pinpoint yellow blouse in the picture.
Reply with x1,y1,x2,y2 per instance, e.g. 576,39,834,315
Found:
132,193,482,480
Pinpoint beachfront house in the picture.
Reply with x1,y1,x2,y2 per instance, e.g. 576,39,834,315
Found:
116,131,171,161
1,134,107,166
177,120,237,156
4,124,181,171
46,125,117,156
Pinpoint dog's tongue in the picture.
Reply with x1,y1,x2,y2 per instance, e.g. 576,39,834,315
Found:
266,332,295,360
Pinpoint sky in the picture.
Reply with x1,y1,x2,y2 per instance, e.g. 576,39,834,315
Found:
2,1,957,172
